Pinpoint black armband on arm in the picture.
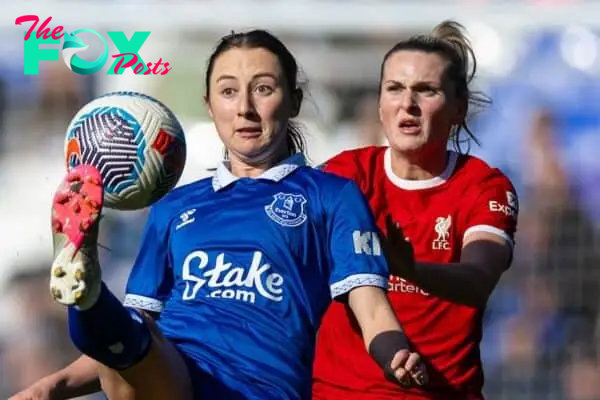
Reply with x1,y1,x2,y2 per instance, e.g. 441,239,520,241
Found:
368,330,410,377
461,240,512,271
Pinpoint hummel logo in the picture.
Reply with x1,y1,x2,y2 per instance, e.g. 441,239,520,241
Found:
176,209,196,230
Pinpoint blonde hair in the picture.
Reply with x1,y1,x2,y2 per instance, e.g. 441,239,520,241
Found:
379,20,490,152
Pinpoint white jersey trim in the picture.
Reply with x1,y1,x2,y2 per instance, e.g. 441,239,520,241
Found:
212,153,306,192
463,224,513,247
384,148,458,190
123,294,164,313
330,273,387,299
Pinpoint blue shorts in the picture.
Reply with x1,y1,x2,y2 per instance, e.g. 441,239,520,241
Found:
166,335,306,399
178,350,252,400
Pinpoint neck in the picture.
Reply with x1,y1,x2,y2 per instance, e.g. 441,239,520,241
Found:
228,145,289,178
389,146,448,181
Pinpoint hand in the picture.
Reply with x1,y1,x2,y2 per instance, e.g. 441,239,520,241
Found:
389,349,428,387
8,376,60,400
382,215,415,279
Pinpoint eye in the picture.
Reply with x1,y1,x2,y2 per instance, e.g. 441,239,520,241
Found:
221,87,236,97
385,83,403,92
417,85,440,96
255,84,274,95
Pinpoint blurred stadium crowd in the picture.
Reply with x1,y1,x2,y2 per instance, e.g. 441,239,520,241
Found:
1,8,600,399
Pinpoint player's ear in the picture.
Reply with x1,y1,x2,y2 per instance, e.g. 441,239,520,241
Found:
291,88,302,118
204,95,214,120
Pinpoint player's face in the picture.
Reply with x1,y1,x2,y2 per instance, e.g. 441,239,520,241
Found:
206,47,295,163
379,50,464,154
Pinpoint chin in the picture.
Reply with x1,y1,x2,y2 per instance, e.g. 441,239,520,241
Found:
387,134,427,153
232,144,271,162
233,139,265,153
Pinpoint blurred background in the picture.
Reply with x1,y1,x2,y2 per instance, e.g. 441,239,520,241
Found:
1,1,600,399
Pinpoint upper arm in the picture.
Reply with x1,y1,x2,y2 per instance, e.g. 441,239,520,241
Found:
327,180,388,301
123,206,174,314
462,172,519,271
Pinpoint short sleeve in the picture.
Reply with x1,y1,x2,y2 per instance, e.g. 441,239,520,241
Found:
123,205,174,313
463,171,519,248
327,180,388,299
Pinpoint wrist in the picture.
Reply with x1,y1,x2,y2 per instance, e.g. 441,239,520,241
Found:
392,263,416,280
48,370,68,394
368,330,410,375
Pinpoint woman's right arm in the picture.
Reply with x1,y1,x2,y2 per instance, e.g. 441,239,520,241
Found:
9,355,100,400
52,355,101,398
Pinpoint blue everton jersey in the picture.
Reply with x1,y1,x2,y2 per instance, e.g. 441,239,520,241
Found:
124,154,388,400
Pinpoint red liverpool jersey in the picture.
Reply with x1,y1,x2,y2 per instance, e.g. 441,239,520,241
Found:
313,146,518,400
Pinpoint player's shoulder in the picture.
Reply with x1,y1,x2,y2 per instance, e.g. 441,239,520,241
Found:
322,146,387,187
455,152,515,190
299,164,357,192
319,146,385,179
161,176,214,203
294,165,365,211
149,176,214,219
325,145,385,166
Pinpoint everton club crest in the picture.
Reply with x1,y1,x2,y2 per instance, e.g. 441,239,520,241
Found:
265,192,308,227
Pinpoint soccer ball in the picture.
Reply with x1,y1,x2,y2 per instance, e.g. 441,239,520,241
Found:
64,91,186,210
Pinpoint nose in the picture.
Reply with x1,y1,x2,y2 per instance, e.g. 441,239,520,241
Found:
237,88,257,118
399,89,417,111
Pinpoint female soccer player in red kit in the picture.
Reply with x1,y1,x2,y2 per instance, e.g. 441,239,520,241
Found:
313,21,519,400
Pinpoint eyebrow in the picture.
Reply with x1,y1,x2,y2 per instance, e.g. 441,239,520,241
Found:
215,73,279,83
383,79,440,86
216,74,236,83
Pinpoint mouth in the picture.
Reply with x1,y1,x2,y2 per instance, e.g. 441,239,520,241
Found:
236,126,263,138
398,119,421,135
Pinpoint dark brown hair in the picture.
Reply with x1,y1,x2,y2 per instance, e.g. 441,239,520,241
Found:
205,30,305,157
380,20,490,152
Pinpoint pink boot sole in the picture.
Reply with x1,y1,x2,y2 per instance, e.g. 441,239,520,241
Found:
50,165,104,306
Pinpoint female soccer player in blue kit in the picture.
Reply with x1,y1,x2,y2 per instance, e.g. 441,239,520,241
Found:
10,30,426,400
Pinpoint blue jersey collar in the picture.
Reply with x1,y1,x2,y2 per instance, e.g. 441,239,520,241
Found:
212,153,306,192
